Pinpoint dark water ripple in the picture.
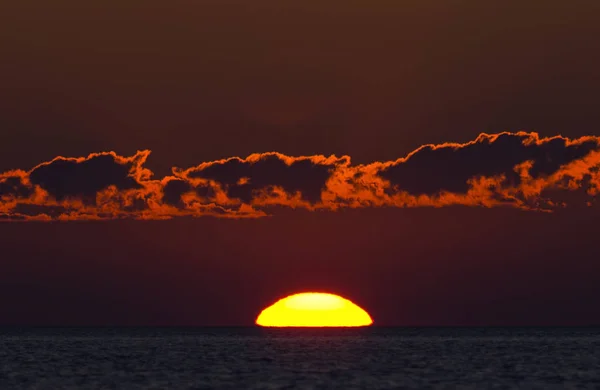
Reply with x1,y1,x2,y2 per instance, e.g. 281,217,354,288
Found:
1,327,599,389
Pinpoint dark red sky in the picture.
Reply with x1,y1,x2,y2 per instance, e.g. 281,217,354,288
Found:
1,0,600,325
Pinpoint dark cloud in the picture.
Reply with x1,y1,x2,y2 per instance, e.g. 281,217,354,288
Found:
378,133,599,196
0,133,598,221
0,213,27,221
185,153,343,203
13,203,66,219
0,175,32,199
161,179,216,208
28,152,146,202
162,179,193,207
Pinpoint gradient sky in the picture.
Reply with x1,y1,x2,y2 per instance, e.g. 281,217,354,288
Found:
1,0,600,325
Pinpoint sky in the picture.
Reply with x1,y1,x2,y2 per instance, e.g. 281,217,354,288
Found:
1,0,600,325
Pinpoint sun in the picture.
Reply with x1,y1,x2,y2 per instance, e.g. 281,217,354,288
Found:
256,292,373,327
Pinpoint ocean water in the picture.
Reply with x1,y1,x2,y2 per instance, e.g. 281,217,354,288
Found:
1,327,599,389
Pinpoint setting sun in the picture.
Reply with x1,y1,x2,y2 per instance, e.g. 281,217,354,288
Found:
256,292,373,327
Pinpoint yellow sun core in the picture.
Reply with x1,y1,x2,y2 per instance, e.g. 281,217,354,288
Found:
256,292,373,327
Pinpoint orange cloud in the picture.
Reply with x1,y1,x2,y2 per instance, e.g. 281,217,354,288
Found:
1,132,599,221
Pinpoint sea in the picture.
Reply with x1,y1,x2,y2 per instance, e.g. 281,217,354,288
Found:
1,327,599,389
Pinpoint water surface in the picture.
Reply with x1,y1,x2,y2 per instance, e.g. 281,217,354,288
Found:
1,327,599,389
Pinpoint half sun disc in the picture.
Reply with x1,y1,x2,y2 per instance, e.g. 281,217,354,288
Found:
256,292,373,327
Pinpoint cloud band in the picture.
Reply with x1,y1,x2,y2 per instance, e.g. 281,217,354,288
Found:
1,132,599,221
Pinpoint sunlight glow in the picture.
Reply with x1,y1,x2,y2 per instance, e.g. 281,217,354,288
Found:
256,292,373,327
